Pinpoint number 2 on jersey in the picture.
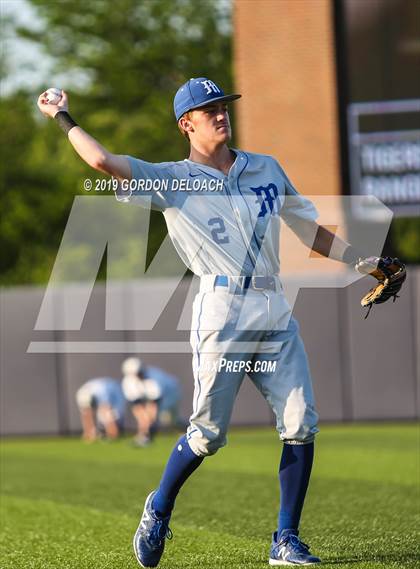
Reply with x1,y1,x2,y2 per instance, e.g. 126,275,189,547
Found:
208,217,230,244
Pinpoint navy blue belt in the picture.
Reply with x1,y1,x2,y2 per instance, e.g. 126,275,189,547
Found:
214,275,277,292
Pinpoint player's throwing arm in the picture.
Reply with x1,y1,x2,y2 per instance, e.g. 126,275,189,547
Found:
37,88,131,180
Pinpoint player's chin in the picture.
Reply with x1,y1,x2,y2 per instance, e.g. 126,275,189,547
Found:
215,127,231,142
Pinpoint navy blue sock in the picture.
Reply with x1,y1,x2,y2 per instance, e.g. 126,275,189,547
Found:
152,435,204,517
278,442,314,533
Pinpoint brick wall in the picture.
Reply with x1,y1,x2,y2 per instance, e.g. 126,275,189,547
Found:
233,0,341,198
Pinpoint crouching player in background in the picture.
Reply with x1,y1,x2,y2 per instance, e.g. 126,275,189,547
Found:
122,358,163,447
76,377,126,441
122,358,183,433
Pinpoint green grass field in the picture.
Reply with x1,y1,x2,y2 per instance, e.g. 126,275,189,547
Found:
1,424,419,568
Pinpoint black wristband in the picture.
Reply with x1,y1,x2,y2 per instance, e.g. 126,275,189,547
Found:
342,245,361,265
54,111,78,135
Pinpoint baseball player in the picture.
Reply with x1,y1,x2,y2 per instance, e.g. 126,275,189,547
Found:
37,80,369,566
76,377,126,441
121,357,162,447
122,357,183,432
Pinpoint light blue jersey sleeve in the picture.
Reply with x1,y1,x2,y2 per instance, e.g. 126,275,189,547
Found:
115,156,177,211
94,378,121,404
145,366,180,388
275,161,319,227
145,366,181,410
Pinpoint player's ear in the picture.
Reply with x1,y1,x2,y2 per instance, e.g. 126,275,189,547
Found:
179,115,194,134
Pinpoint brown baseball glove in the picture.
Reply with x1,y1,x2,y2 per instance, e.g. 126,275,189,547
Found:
355,256,406,318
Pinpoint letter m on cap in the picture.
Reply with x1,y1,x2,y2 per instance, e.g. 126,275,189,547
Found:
200,80,221,95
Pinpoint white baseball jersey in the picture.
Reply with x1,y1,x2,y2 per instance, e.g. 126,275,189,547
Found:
116,149,320,452
122,374,161,403
116,150,318,276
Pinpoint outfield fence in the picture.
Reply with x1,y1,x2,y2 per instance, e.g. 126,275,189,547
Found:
1,269,419,436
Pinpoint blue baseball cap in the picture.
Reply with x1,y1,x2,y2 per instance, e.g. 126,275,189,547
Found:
174,77,241,121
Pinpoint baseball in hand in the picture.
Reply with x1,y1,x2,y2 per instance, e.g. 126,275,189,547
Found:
45,87,62,105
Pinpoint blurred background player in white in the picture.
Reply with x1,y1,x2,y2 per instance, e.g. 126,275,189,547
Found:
122,357,161,447
76,377,125,441
122,358,183,433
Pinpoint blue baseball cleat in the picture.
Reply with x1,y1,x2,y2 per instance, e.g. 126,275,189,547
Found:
133,491,173,567
269,529,321,565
